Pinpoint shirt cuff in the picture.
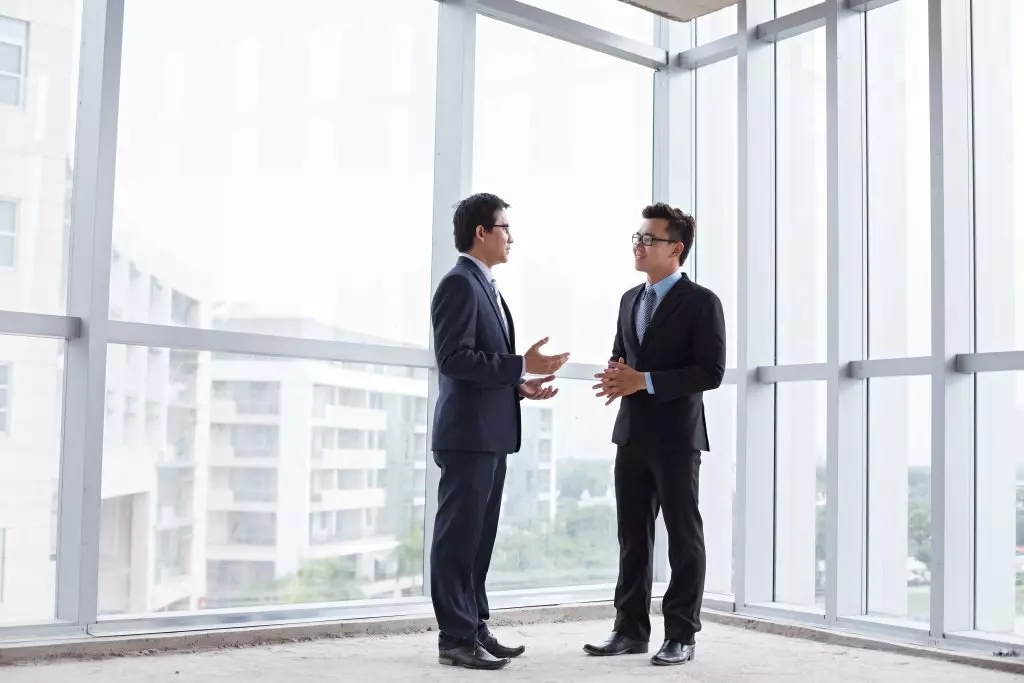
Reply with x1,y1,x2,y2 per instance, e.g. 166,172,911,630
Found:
644,372,655,394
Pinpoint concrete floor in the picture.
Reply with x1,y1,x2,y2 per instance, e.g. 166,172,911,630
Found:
2,619,1020,682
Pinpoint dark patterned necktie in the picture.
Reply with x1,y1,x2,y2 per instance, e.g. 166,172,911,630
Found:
637,286,657,344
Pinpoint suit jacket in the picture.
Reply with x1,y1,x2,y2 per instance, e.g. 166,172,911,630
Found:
430,256,523,454
610,273,726,453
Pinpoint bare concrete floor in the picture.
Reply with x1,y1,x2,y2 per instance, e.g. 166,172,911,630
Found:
2,619,1021,682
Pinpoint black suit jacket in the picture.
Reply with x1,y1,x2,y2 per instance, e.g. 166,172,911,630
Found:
430,256,523,455
610,274,726,453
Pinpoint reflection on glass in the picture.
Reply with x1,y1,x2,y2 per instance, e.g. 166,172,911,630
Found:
0,4,80,315
776,29,826,364
516,0,655,43
776,0,820,16
0,336,65,624
474,18,654,365
695,57,738,368
702,384,736,595
490,380,620,589
976,373,1024,636
99,348,428,615
867,376,931,623
974,0,1024,353
867,0,930,359
112,0,437,346
696,5,736,45
775,381,826,609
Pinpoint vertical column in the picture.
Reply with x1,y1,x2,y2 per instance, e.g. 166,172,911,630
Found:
422,0,477,598
55,0,124,626
927,0,974,638
825,0,866,622
735,0,776,608
650,16,693,585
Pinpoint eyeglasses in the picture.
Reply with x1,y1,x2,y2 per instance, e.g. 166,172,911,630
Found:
490,223,511,236
632,232,678,247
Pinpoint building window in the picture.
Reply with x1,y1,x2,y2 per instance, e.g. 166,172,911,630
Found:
0,363,9,434
0,200,14,268
0,528,6,602
0,17,27,107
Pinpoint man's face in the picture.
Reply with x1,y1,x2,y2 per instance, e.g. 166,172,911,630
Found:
633,218,681,274
477,209,513,266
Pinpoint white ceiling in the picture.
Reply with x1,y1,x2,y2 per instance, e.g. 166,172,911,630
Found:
617,0,738,23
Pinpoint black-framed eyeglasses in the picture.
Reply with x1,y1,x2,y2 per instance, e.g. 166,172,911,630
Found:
632,232,677,247
490,223,511,236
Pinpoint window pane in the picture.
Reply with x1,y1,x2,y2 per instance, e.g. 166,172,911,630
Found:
0,42,20,74
866,0,930,359
695,57,737,368
974,0,1024,352
0,5,78,313
490,380,619,589
702,383,736,595
0,336,65,623
474,18,653,365
776,29,827,364
776,0,820,16
99,348,428,615
867,376,931,623
112,1,437,346
976,372,1024,636
515,0,655,43
696,5,736,45
775,380,826,609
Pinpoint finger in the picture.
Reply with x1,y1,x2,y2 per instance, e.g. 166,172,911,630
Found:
529,336,549,352
605,396,618,406
537,374,556,384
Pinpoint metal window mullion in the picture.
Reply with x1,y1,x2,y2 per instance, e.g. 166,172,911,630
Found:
927,0,974,639
55,0,124,626
651,16,693,585
422,0,476,600
825,0,868,625
736,0,777,609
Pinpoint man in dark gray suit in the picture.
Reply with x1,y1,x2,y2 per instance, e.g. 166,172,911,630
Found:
430,192,569,670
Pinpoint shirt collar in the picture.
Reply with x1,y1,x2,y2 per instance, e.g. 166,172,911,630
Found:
646,270,683,299
461,253,494,283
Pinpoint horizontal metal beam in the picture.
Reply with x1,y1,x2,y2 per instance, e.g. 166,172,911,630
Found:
476,0,668,69
106,321,436,368
955,351,1024,375
845,0,903,12
678,33,739,70
0,311,81,339
756,2,826,43
755,363,830,383
847,356,933,379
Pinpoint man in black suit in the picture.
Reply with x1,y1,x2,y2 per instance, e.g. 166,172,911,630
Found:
586,203,725,667
430,192,570,670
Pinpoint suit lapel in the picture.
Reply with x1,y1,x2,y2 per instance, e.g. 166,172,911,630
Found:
639,275,688,354
460,257,512,351
624,284,644,353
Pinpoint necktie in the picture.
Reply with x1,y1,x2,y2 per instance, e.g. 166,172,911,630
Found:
636,286,657,344
491,278,509,334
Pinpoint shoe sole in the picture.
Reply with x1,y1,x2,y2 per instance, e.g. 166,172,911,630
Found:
651,655,695,666
582,644,649,656
438,656,510,670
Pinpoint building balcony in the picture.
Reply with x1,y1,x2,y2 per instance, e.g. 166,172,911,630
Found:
155,504,194,530
208,488,278,512
311,448,387,471
309,487,386,511
315,405,387,431
209,446,279,468
206,544,277,563
306,534,399,560
211,400,280,425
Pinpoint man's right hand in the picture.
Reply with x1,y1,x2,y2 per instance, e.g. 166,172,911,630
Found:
524,337,570,375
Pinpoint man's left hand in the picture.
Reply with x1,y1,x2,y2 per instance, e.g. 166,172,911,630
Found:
520,374,558,400
592,358,646,405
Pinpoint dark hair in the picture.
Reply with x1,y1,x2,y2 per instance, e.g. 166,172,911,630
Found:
642,203,695,266
453,193,510,253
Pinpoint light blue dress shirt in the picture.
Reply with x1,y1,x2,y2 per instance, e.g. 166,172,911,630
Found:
634,271,683,394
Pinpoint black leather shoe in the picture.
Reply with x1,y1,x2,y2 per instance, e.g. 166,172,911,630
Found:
582,632,649,656
651,640,696,666
438,642,510,670
479,631,526,658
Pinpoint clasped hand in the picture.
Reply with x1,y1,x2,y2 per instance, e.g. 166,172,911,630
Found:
592,357,645,405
